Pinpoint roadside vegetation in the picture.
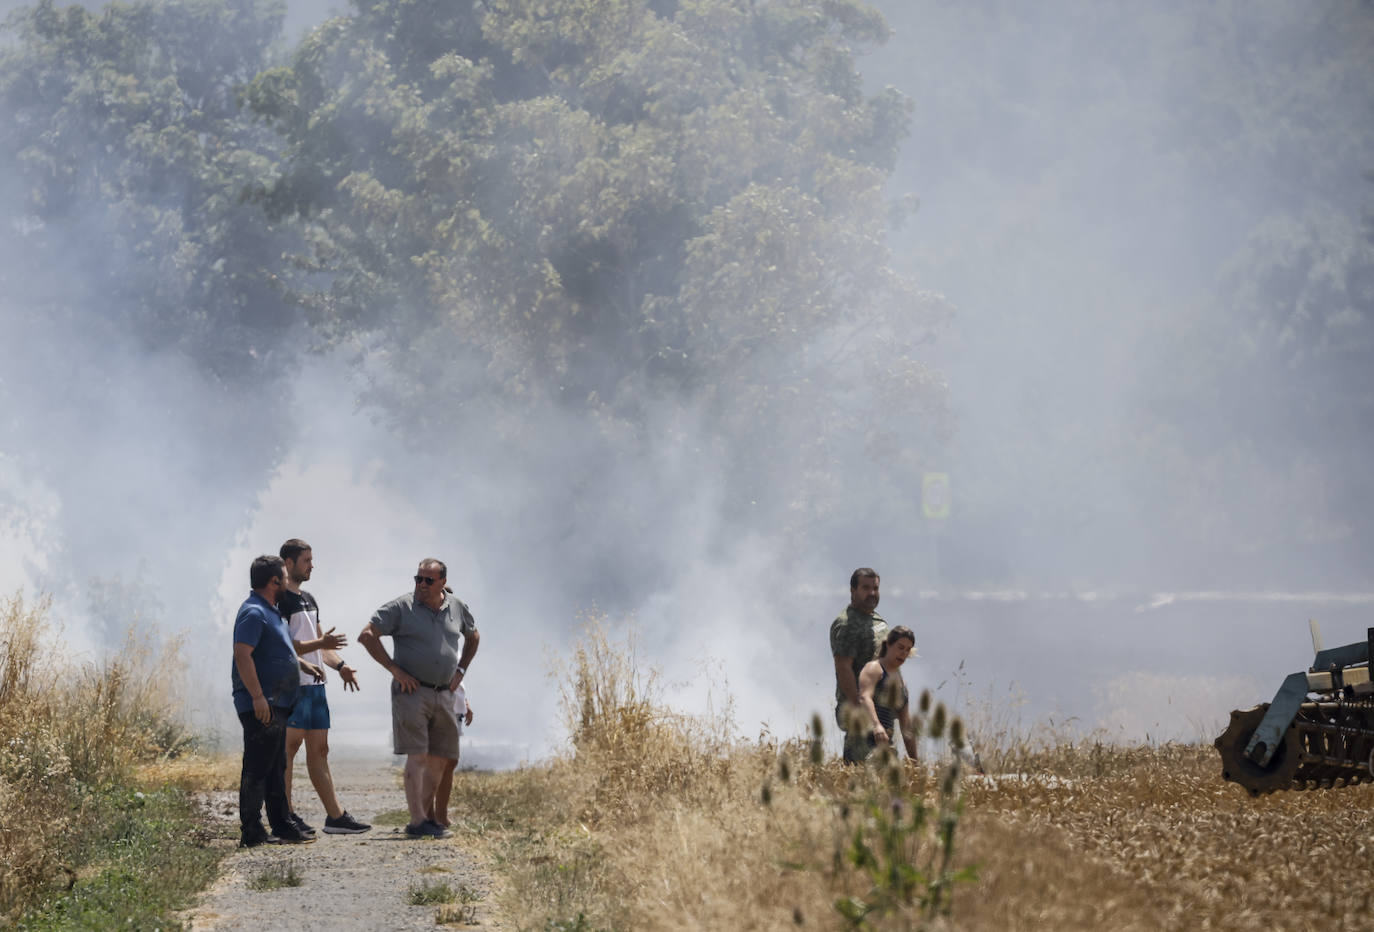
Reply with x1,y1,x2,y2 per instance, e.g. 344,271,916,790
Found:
0,595,227,928
447,623,974,930
446,623,1374,931
11,594,1374,930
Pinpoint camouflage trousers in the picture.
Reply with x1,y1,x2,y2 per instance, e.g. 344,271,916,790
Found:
835,701,874,764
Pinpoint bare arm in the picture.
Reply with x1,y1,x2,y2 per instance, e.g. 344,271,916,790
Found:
359,622,418,693
449,629,481,690
232,642,272,724
293,627,347,654
320,647,359,691
857,661,888,744
897,704,919,760
833,655,860,707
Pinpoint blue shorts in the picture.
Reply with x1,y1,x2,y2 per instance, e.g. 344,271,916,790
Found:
287,684,331,730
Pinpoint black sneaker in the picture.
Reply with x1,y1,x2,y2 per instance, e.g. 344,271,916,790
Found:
288,811,317,836
323,811,372,834
423,819,453,838
271,825,317,845
239,825,272,848
404,820,449,839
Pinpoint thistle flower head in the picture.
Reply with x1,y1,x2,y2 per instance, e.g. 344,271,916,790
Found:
931,703,947,740
942,766,959,797
809,714,824,766
887,757,902,790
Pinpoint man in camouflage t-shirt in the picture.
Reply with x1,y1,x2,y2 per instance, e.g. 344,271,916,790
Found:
829,567,889,763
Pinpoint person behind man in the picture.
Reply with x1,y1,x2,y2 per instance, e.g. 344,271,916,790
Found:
358,559,480,839
278,538,372,836
432,682,474,829
830,567,889,764
231,554,321,847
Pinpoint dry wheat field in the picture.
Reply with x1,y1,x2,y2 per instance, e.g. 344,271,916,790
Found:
443,626,1374,931
450,737,1374,931
956,744,1374,931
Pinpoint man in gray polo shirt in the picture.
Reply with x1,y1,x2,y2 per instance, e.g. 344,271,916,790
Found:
358,558,480,838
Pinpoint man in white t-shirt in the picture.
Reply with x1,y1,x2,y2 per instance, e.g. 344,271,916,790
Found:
279,538,371,835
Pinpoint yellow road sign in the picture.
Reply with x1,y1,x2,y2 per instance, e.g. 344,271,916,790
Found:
922,472,950,520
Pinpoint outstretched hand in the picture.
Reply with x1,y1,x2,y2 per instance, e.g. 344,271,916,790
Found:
318,626,347,651
339,664,360,692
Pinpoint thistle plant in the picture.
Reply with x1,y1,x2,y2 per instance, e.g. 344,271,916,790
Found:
828,695,976,929
810,713,826,767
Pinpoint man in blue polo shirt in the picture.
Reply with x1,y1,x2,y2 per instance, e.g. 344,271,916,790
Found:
231,554,322,847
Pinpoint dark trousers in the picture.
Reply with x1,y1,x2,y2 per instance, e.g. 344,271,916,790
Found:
238,706,292,836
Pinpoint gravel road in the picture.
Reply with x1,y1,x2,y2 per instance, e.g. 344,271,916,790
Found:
183,756,504,930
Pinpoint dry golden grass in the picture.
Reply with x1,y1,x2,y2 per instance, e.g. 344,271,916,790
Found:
0,593,204,920
457,622,969,930
957,743,1374,930
136,750,241,792
454,622,1374,931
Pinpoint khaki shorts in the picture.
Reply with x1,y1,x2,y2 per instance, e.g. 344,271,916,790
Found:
391,682,460,758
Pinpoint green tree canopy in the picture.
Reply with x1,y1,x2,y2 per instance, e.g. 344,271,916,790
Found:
247,0,949,512
0,0,294,375
0,0,950,610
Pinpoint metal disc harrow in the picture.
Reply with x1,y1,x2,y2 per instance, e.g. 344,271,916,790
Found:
1216,700,1374,796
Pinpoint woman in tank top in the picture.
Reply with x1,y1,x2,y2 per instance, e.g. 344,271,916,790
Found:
857,625,919,760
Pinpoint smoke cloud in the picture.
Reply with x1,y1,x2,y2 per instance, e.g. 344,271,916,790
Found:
2,0,1372,766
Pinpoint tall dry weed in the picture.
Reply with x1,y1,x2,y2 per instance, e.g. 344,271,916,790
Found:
549,617,733,825
460,620,976,929
57,628,197,786
0,593,197,921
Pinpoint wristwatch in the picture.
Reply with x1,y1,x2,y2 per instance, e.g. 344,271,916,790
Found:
456,665,467,676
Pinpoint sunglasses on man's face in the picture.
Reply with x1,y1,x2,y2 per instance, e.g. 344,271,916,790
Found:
414,575,438,585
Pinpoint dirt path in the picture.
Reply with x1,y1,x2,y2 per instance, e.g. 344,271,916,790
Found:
183,756,504,930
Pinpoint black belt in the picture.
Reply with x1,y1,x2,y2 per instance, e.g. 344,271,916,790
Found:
418,681,450,691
